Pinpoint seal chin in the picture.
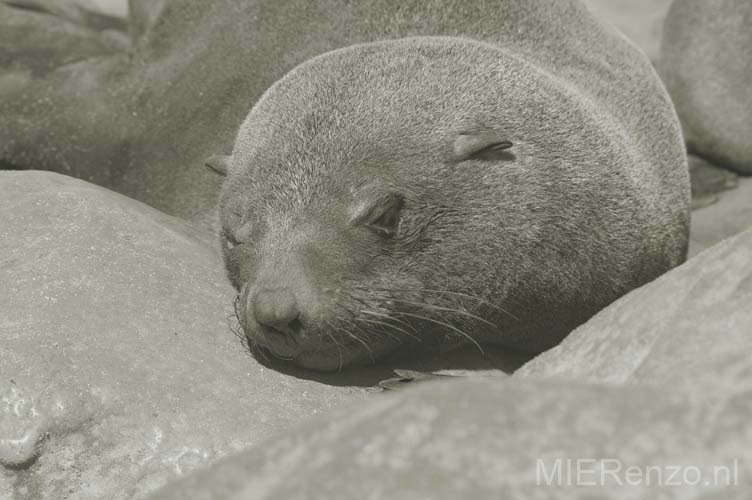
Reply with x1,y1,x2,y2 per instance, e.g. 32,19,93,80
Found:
291,336,404,371
292,350,355,372
254,340,363,371
247,327,303,360
246,325,386,371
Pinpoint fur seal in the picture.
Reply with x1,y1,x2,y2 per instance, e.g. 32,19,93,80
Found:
659,0,752,175
0,0,685,231
212,1,690,371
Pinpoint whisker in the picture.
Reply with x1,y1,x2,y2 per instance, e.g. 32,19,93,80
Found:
251,341,271,363
357,286,519,321
395,311,484,354
347,328,376,363
266,347,294,361
351,317,401,344
359,313,421,342
350,300,419,334
367,297,500,330
333,301,410,345
324,322,344,371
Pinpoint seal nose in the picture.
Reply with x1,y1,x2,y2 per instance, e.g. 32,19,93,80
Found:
253,287,302,336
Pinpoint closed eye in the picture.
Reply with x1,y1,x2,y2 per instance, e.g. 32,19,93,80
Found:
364,193,404,238
222,228,240,249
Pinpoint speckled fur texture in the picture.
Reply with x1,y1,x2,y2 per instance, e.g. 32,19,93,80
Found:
218,0,690,371
1,0,688,230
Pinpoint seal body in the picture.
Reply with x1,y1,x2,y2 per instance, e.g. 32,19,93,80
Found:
659,0,752,174
1,0,686,230
218,0,689,371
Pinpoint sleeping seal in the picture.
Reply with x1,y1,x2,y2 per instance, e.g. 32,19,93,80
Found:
210,1,689,371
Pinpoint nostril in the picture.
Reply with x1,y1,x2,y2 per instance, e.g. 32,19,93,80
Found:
264,315,303,337
253,287,303,336
287,317,303,333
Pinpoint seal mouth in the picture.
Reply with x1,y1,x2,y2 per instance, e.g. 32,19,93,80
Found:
253,326,303,358
247,325,379,370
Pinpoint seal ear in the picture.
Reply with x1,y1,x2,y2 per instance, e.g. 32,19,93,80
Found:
204,155,232,176
453,133,513,162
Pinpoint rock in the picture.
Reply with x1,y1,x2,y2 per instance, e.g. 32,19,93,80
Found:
148,376,751,500
581,0,673,61
0,171,376,500
146,228,752,499
76,0,128,18
688,155,739,210
127,0,164,42
689,177,752,256
0,2,127,77
659,0,752,174
0,0,129,32
518,228,752,388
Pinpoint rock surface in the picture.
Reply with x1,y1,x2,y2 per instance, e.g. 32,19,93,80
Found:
148,222,752,500
2,1,750,496
0,1,127,77
0,170,525,500
149,376,750,500
582,0,672,61
0,171,377,500
659,0,752,174
518,227,752,386
75,0,128,17
689,177,752,257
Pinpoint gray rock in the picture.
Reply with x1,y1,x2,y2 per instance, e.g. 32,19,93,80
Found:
518,227,752,389
659,0,752,174
1,170,746,498
0,1,127,76
581,0,673,61
147,227,752,500
0,171,375,500
148,377,751,500
689,177,752,257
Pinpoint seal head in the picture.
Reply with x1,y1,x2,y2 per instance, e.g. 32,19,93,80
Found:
218,37,688,371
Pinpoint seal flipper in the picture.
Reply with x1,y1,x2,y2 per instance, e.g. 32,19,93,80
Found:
204,155,232,176
377,370,451,391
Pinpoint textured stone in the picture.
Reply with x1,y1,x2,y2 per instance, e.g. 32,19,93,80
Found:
659,0,752,174
689,177,752,257
0,171,374,500
582,0,672,61
0,1,126,76
148,226,752,500
518,228,752,389
149,377,751,500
